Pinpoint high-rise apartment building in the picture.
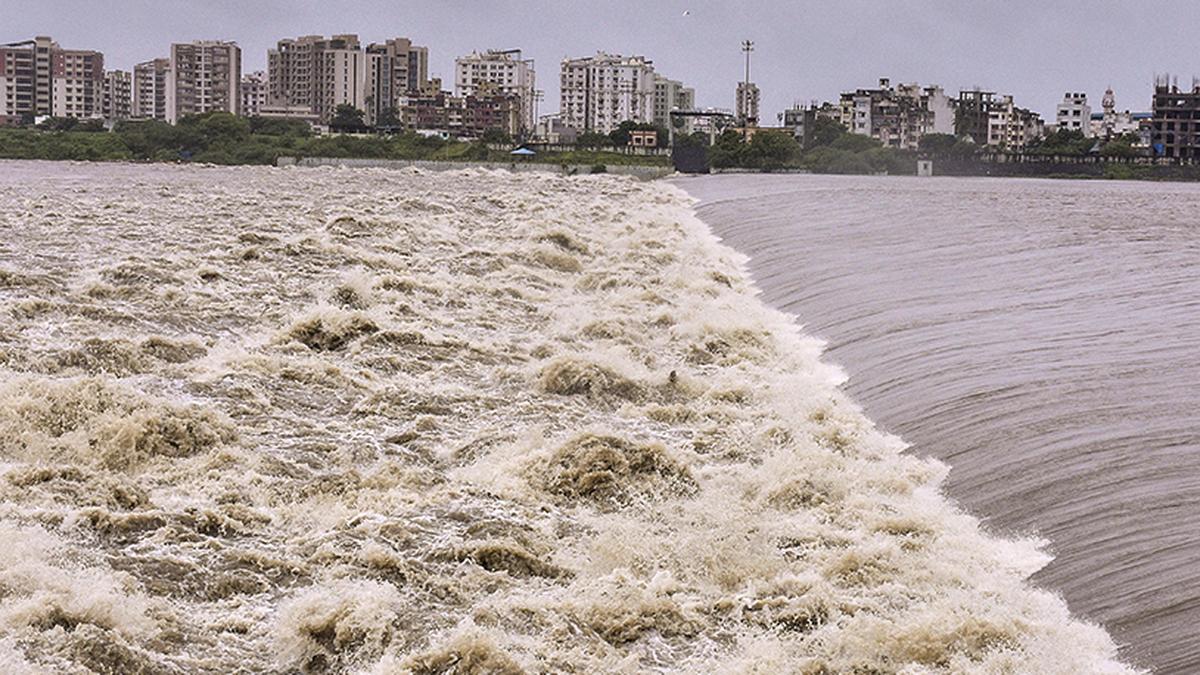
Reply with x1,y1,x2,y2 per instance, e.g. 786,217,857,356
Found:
133,58,169,120
653,75,694,129
559,53,656,134
1056,92,1091,135
268,35,368,123
0,37,104,123
51,46,104,118
455,50,536,134
166,41,241,123
102,70,132,122
366,37,429,122
241,70,267,116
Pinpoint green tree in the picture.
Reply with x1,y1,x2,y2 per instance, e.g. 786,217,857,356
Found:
330,105,367,132
248,116,311,137
707,130,746,168
745,130,801,171
809,117,848,148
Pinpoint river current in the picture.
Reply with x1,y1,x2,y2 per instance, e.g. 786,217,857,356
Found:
682,173,1200,674
0,161,1135,673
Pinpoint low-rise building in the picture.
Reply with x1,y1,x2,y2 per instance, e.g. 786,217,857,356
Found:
1056,92,1091,135
987,95,1043,150
398,89,520,138
534,114,577,144
241,71,267,116
838,79,954,149
1090,87,1146,139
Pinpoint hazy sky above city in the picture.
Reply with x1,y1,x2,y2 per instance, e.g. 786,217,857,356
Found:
10,1,1200,119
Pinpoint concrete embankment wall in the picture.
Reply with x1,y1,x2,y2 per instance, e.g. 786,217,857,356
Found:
277,156,674,180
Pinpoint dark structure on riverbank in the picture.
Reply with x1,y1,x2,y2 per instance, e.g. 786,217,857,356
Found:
1151,78,1200,160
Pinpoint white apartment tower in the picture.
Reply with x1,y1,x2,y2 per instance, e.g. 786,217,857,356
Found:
455,49,536,133
559,53,656,134
1056,92,1091,135
166,41,241,123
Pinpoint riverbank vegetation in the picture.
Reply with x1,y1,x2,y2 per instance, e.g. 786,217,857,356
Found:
679,118,917,174
0,112,670,167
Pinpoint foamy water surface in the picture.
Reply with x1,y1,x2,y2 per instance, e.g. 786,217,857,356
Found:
0,161,1135,673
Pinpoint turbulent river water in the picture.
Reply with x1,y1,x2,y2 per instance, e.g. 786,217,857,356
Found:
682,173,1200,674
0,161,1137,673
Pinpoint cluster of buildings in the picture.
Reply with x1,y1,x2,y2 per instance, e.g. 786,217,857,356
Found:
0,34,538,139
0,33,707,145
775,79,1161,154
5,32,1200,160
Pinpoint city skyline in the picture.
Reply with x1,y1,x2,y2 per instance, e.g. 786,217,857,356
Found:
9,0,1200,120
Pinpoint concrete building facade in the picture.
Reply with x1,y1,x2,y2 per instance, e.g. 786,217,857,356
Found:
167,41,241,123
50,46,104,118
269,35,368,123
455,49,536,134
1151,78,1200,159
241,70,267,117
987,95,1043,150
560,53,656,134
1,37,105,123
838,79,955,149
653,74,694,129
102,70,132,122
398,90,520,137
367,37,429,122
1056,92,1091,135
736,81,760,127
133,58,169,120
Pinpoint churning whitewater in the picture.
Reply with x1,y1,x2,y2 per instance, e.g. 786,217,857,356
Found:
0,161,1133,674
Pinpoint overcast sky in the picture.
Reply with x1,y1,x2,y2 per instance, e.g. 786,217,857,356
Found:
8,1,1200,120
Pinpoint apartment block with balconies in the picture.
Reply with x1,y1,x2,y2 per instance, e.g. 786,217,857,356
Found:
559,52,656,134
455,49,536,134
167,41,241,123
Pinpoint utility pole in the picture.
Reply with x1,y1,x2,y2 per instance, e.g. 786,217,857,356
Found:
742,39,753,87
741,39,754,136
